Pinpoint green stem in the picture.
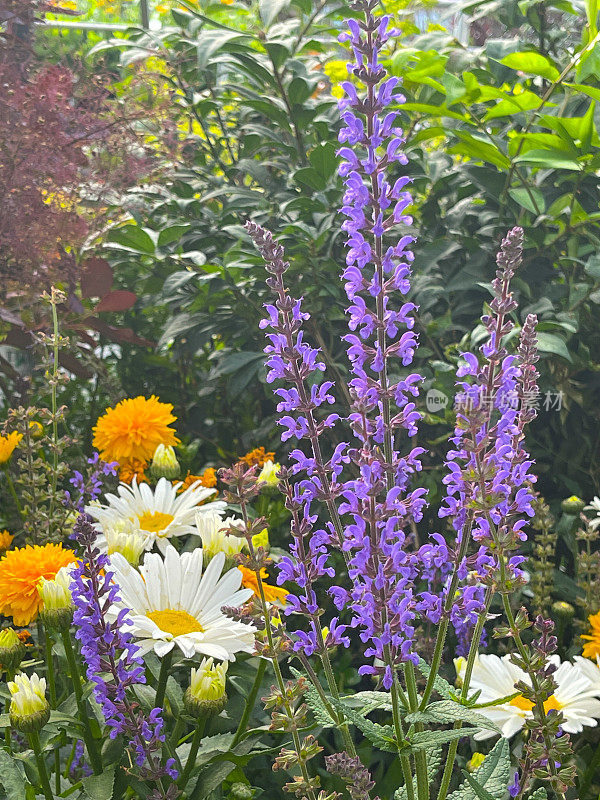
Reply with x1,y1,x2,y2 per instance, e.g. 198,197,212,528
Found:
4,667,14,751
60,630,103,774
436,588,494,800
405,661,429,800
178,717,206,788
154,649,173,712
48,295,60,522
28,730,54,800
44,630,61,795
3,468,23,518
231,658,267,747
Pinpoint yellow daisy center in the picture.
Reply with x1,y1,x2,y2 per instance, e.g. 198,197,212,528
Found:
147,609,204,637
509,694,563,714
137,511,174,534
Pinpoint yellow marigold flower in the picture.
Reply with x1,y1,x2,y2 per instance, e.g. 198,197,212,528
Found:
0,543,77,626
177,468,217,493
0,432,22,464
239,447,275,468
119,458,148,485
0,531,14,554
238,565,288,605
93,396,180,463
582,611,600,659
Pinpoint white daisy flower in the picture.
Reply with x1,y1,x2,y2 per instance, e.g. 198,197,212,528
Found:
456,653,600,740
86,477,226,554
108,544,256,660
585,496,600,529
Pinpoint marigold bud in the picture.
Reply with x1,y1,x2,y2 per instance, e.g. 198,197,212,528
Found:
9,672,50,732
150,444,180,480
184,658,228,718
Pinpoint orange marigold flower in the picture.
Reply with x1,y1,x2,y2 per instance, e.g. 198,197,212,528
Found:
0,543,77,626
0,530,14,553
239,447,275,468
0,431,22,464
582,611,600,659
177,468,217,493
119,458,148,485
238,565,288,605
17,630,32,646
93,395,180,464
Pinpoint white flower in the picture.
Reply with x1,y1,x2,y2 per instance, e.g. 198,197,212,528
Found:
195,511,246,559
585,496,600,529
9,672,50,731
86,477,226,554
456,653,600,740
108,544,256,660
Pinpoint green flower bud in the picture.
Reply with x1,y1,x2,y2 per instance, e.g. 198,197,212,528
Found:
561,495,585,514
9,673,50,733
184,658,228,719
0,628,27,673
150,444,180,480
552,600,575,621
230,783,254,800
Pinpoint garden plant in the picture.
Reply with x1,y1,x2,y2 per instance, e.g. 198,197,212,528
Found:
2,1,600,799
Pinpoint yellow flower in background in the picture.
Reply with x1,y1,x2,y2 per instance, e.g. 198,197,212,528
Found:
0,432,22,464
0,543,77,626
119,458,148,485
0,531,14,554
582,611,600,659
258,460,280,486
238,565,288,605
29,421,44,440
93,395,180,463
239,447,275,468
251,528,269,550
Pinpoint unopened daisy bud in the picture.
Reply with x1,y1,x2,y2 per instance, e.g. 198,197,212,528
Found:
9,672,50,733
196,511,245,564
0,530,13,555
106,527,148,565
184,658,228,718
150,444,180,480
454,657,466,688
0,628,27,673
467,752,486,772
562,495,585,514
257,460,280,489
38,566,75,629
552,600,575,621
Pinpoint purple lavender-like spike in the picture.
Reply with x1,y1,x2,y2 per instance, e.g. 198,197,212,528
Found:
335,0,429,686
70,514,178,789
66,452,117,514
439,227,540,642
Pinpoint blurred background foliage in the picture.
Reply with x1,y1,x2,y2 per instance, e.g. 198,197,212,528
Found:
2,0,600,501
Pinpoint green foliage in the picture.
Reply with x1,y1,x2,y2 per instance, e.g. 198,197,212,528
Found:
447,739,511,800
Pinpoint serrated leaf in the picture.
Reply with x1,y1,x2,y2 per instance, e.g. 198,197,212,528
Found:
416,657,454,699
407,728,473,753
527,788,548,800
344,690,394,714
82,764,116,800
406,701,501,733
447,739,511,800
329,696,396,751
0,750,27,800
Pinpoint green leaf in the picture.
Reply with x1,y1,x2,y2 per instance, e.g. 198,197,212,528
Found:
0,750,27,800
508,187,545,214
328,696,396,752
527,789,548,800
416,657,454,700
514,149,581,170
447,739,511,800
158,224,190,247
407,728,475,753
309,142,337,180
450,133,510,169
584,253,600,279
459,771,497,800
259,0,291,27
106,225,156,255
500,51,560,80
82,765,116,800
406,700,501,733
536,332,573,362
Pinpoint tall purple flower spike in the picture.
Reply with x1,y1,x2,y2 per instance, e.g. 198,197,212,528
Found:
70,514,178,784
